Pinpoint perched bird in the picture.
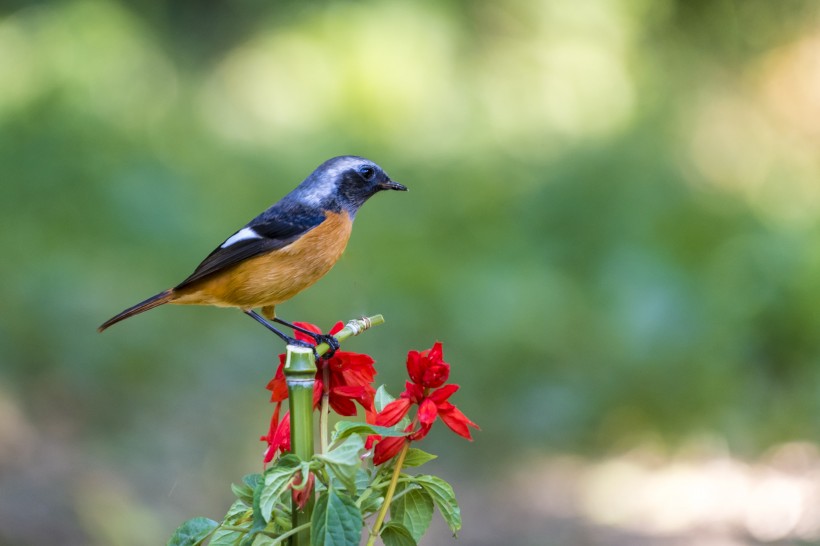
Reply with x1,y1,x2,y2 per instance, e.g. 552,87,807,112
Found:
98,156,406,351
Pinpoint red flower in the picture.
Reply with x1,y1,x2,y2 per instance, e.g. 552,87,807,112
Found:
407,342,450,388
373,433,408,465
291,470,314,510
369,342,479,463
261,403,290,465
265,322,376,416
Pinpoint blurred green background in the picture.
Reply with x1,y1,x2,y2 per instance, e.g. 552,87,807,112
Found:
2,0,820,544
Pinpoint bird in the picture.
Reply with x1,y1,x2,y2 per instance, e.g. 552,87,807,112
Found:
98,155,407,352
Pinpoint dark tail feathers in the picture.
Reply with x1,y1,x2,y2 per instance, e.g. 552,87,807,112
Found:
98,289,174,332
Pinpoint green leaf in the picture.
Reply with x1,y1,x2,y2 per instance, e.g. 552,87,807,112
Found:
166,517,218,546
380,522,417,546
223,499,251,526
332,421,407,443
374,386,396,413
208,527,244,546
311,489,363,546
321,434,365,466
326,461,359,496
244,473,263,489
251,534,276,546
241,479,268,546
231,473,263,504
390,487,433,541
232,484,253,504
260,455,302,522
411,476,461,534
401,449,437,468
359,494,384,517
319,436,364,495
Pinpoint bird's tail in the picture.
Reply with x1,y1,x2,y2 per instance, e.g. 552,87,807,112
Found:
98,289,174,332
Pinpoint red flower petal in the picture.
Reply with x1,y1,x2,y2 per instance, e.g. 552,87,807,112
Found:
417,398,438,426
401,381,424,403
429,383,459,403
332,385,374,412
329,395,358,416
262,408,291,464
293,322,322,344
373,436,406,465
408,421,432,441
312,378,324,409
427,341,444,362
406,350,423,384
438,405,479,440
375,398,412,427
266,358,289,402
291,471,314,510
365,434,380,450
421,361,450,388
329,321,345,335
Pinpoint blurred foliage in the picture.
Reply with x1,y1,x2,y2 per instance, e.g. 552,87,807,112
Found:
2,0,820,544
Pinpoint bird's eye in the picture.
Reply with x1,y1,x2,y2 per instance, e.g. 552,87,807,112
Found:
359,166,375,180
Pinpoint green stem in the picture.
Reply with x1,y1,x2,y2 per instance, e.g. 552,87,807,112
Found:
284,346,317,546
314,315,385,357
366,440,410,546
264,522,312,544
319,365,330,453
281,315,385,545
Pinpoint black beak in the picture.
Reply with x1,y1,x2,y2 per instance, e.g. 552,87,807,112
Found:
380,180,408,191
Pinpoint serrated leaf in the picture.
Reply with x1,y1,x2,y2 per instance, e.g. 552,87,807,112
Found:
390,487,433,541
401,449,437,468
260,455,302,522
311,489,363,546
411,476,461,534
332,421,408,443
321,434,365,466
380,522,417,546
207,527,244,546
374,386,396,413
166,517,218,546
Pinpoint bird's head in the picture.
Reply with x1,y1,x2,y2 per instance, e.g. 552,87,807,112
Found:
292,156,407,215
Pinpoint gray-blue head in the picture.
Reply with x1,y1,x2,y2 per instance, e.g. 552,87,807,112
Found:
289,156,407,215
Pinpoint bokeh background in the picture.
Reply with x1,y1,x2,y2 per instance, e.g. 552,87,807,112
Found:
2,0,820,544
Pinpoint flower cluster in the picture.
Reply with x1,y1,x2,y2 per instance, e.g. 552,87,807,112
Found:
261,326,477,468
370,342,479,464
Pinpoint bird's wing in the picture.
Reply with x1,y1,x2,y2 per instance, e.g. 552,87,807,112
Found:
175,211,325,289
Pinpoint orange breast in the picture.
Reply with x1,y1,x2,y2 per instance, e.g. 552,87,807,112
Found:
173,211,353,310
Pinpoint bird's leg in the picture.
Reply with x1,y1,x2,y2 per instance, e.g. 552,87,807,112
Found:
273,317,340,359
244,310,315,352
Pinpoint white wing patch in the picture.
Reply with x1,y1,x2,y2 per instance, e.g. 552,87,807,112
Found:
221,227,263,248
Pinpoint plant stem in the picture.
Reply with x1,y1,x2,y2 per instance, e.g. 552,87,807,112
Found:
284,346,317,546
319,365,330,453
314,315,385,357
264,522,312,544
365,440,410,546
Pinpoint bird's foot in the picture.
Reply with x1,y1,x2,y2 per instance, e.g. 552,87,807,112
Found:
313,334,340,359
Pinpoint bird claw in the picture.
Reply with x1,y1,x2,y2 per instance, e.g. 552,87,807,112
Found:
315,334,340,359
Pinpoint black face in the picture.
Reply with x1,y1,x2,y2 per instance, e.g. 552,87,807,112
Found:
337,161,407,211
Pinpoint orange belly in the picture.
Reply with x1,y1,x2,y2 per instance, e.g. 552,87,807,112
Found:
172,211,353,312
